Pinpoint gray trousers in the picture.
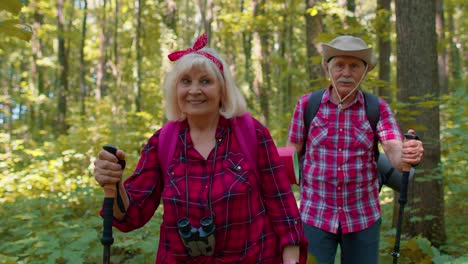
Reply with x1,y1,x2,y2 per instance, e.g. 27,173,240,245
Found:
304,219,381,264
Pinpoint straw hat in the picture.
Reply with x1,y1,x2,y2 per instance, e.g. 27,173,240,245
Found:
321,35,376,71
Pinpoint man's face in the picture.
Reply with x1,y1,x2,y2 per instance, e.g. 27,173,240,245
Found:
325,56,367,93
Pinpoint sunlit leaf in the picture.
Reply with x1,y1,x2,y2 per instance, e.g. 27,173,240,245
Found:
0,0,26,15
0,19,32,41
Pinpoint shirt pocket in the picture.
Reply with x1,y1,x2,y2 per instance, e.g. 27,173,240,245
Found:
352,119,374,151
213,152,253,203
162,162,187,208
212,153,256,255
308,115,329,147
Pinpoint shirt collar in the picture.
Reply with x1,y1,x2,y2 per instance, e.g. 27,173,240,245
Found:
180,115,229,143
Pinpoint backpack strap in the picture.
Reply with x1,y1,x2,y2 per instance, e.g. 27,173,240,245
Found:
158,121,181,175
302,89,325,156
362,91,380,162
232,113,258,167
362,92,386,191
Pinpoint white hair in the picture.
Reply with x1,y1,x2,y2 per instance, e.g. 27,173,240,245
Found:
163,48,247,121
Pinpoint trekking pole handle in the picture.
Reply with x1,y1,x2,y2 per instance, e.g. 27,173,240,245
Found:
101,145,125,196
100,145,126,263
401,133,416,172
102,144,126,170
398,133,417,206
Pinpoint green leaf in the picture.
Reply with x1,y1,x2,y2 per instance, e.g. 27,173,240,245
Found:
0,0,26,15
0,19,32,41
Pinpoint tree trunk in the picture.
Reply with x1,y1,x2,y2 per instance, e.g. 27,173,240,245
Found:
436,0,449,95
162,0,178,32
305,0,324,87
395,0,446,248
2,62,13,144
377,0,392,101
281,1,293,114
253,0,271,125
112,0,121,96
241,0,254,99
347,0,356,12
56,0,69,134
134,0,142,112
79,0,88,116
96,0,108,100
446,3,462,92
30,0,45,137
197,0,213,45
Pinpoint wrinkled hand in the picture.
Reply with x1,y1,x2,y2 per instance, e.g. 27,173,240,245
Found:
94,149,126,187
401,129,424,166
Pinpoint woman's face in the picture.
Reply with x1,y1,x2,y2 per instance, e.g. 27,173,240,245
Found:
176,66,222,119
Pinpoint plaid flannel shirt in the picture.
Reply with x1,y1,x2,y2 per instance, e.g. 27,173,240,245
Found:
105,116,306,263
288,87,402,234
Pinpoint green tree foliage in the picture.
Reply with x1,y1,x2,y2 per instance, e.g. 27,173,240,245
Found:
0,0,466,262
0,0,32,41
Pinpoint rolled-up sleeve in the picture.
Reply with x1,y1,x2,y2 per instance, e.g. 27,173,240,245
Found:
100,131,164,232
255,120,308,252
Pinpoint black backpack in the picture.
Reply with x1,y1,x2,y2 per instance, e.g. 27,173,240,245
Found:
301,89,403,192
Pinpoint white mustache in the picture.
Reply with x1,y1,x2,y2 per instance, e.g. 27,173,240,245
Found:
337,77,355,84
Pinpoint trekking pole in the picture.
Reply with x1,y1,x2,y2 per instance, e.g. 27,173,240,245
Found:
391,132,417,264
101,145,126,264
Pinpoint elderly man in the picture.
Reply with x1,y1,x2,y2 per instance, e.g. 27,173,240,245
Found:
287,35,424,263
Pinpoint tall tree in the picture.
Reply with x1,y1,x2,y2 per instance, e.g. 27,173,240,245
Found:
241,0,254,99
30,0,45,135
346,0,356,13
110,0,121,98
395,0,446,247
376,0,392,101
196,0,213,44
304,0,324,87
436,0,449,95
252,0,271,125
134,0,142,111
96,0,108,100
280,1,294,114
56,0,69,134
79,0,88,116
446,1,462,92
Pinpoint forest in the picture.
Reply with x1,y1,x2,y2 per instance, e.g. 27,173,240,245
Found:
0,0,466,263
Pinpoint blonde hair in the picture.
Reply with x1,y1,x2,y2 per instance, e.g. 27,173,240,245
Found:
163,48,247,121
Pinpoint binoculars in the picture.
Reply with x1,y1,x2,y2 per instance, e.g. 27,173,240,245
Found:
177,216,216,256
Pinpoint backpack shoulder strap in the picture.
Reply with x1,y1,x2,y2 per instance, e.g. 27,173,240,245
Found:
304,89,326,134
158,121,181,175
232,113,257,167
302,89,326,156
362,91,380,162
363,91,380,135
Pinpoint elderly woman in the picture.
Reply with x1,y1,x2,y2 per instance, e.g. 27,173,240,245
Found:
94,33,307,264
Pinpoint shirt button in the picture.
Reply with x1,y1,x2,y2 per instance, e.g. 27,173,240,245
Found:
338,167,341,171
337,186,341,190
237,165,241,170
339,128,343,132
338,207,342,210
338,148,342,151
